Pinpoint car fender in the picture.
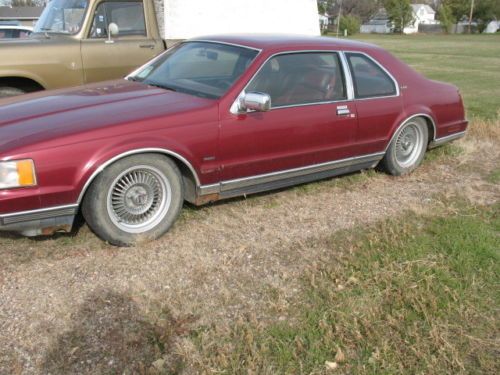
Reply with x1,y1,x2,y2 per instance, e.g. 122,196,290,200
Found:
74,137,201,204
387,107,437,149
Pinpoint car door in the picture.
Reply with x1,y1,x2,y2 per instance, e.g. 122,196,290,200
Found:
80,0,163,83
345,52,403,155
218,51,359,181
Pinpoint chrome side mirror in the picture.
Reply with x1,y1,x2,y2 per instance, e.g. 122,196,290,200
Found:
106,23,119,43
241,92,271,112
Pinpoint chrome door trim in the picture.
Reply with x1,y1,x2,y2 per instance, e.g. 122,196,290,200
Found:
198,152,385,196
188,39,263,52
77,148,201,204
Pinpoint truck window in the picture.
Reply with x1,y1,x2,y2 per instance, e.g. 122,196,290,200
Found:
90,1,146,38
34,0,88,35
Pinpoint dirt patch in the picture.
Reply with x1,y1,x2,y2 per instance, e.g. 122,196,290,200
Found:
0,129,499,374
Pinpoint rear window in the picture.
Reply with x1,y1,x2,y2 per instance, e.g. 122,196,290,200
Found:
346,53,397,99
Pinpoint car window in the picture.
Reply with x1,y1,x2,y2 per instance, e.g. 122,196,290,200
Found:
90,1,146,38
346,53,396,99
246,52,347,108
0,29,13,38
131,42,258,99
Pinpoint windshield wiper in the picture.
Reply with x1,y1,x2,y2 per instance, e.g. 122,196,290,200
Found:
144,81,177,92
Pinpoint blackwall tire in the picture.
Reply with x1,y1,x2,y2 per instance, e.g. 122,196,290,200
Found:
82,154,184,246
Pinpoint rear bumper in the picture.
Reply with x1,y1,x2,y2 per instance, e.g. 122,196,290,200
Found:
0,204,78,236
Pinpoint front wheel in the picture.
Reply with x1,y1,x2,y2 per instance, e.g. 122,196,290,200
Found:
82,154,184,246
381,117,428,176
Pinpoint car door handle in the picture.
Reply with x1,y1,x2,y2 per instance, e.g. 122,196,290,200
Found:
139,44,155,49
336,108,350,116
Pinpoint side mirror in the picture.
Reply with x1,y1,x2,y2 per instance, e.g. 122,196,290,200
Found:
242,92,271,112
106,22,119,43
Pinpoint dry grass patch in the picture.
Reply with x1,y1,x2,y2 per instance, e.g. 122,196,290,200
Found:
184,202,500,375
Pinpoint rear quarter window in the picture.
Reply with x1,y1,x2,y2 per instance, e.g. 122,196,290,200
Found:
346,53,397,99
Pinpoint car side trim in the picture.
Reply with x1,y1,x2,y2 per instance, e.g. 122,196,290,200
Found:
76,148,201,204
198,151,385,197
385,113,438,151
428,131,466,149
0,204,78,225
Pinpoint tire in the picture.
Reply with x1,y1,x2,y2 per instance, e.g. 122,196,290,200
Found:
381,117,429,176
0,86,26,98
82,154,184,246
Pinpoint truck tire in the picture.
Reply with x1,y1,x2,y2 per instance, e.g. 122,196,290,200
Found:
0,86,26,98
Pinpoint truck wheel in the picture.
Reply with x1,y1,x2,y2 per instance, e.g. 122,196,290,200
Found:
0,86,26,98
82,154,184,246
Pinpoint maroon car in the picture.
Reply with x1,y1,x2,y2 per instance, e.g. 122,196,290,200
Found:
0,35,467,246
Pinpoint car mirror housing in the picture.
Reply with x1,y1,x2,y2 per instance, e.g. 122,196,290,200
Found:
242,92,271,113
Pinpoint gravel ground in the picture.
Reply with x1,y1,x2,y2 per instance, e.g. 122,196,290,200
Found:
0,135,498,374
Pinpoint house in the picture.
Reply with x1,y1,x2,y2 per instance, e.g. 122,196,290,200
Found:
0,6,44,27
360,4,438,34
403,4,438,34
360,8,392,34
319,12,330,31
484,20,499,33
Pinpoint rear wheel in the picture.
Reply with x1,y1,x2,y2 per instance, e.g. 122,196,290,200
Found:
381,117,428,176
0,86,26,98
82,154,184,246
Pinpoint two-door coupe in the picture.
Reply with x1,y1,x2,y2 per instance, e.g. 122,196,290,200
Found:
0,35,467,246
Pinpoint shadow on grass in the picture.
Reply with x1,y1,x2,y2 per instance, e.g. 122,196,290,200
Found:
41,289,190,374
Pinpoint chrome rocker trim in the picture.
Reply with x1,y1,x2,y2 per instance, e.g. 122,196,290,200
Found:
0,204,79,237
198,152,385,198
428,131,466,149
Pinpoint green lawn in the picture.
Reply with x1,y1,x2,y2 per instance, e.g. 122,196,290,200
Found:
193,203,499,374
352,34,500,119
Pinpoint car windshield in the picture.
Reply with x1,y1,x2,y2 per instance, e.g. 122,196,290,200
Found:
129,42,259,99
34,0,88,34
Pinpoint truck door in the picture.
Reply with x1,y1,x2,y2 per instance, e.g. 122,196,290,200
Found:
80,0,163,83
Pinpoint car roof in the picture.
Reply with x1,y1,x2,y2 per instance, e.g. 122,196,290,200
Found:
189,34,379,52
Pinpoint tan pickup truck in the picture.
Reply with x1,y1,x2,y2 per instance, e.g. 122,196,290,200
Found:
0,0,322,97
0,0,166,97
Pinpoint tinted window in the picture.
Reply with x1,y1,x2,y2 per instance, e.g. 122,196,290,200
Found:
130,42,258,99
90,1,146,38
346,53,396,98
246,52,346,108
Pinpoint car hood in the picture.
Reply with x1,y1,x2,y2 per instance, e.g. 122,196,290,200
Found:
0,80,215,153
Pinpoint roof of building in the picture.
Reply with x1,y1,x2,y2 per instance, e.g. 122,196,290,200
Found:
0,6,44,20
411,4,436,15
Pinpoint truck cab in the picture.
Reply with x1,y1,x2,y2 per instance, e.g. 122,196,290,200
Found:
0,0,165,97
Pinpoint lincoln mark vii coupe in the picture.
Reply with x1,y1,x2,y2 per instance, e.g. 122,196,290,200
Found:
0,35,468,246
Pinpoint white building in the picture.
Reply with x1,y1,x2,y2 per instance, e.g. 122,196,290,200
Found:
360,4,438,34
161,0,320,40
484,20,499,33
403,4,438,34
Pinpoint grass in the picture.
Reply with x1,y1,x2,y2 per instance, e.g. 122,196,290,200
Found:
190,202,500,374
351,34,500,120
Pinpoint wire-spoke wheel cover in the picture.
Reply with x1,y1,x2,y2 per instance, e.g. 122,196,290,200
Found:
395,122,424,168
106,165,172,233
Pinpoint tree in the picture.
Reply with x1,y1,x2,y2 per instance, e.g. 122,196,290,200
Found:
384,0,414,34
440,0,500,32
339,14,361,35
438,4,455,32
